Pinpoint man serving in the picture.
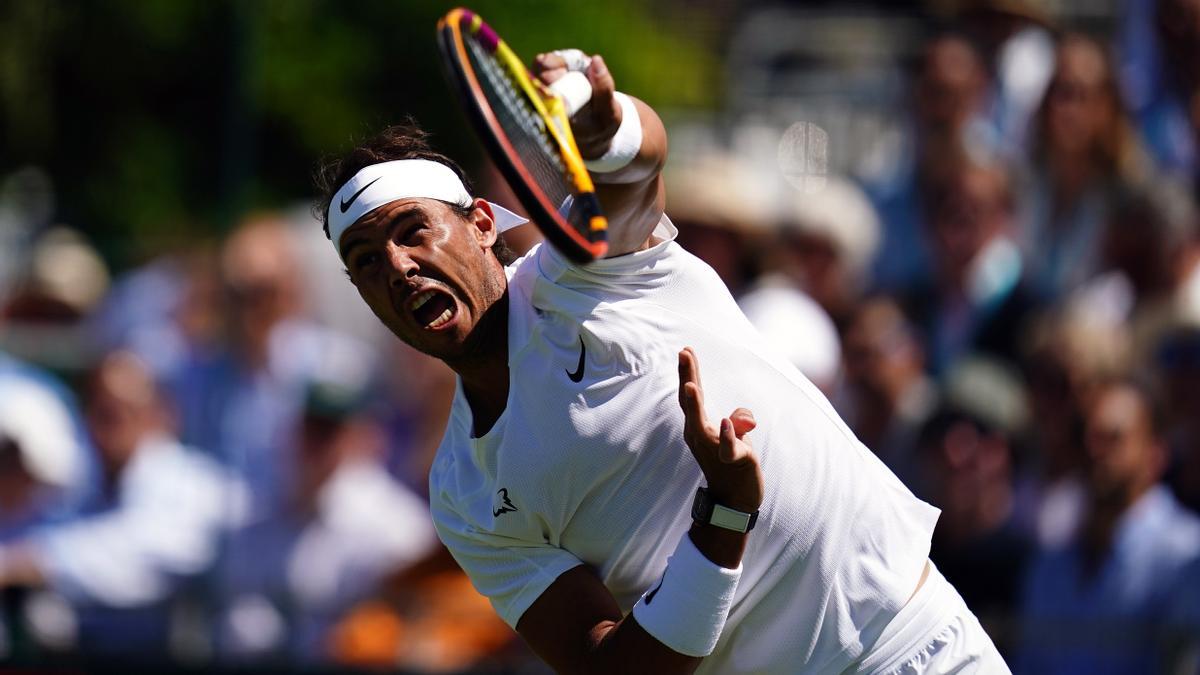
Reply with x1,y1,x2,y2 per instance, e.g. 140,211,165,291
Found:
317,50,1007,674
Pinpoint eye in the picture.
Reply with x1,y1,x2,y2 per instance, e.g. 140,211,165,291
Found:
401,222,426,244
350,250,381,271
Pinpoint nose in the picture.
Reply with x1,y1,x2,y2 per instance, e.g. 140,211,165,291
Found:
385,243,418,288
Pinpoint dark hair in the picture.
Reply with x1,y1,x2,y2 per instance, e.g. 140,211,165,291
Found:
314,121,514,264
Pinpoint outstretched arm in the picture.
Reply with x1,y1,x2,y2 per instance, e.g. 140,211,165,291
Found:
515,348,762,674
532,52,668,258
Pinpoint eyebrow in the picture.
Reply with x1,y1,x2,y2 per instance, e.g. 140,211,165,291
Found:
338,204,425,259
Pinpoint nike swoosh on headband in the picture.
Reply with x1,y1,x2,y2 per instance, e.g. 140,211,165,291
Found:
340,177,382,213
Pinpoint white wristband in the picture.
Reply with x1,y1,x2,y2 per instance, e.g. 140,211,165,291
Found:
631,532,741,657
584,92,642,174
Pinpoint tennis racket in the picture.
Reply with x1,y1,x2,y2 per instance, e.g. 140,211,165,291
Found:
437,8,609,262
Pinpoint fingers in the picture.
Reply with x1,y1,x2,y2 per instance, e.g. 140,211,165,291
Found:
532,52,568,85
586,55,615,115
730,408,756,437
677,347,705,413
678,348,715,444
680,381,711,442
718,417,752,463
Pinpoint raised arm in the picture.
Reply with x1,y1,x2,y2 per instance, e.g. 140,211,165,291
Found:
515,348,762,674
532,52,668,257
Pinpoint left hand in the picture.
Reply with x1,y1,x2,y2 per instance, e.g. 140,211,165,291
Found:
677,347,764,514
532,51,621,160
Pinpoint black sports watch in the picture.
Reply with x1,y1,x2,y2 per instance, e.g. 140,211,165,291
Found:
691,487,759,533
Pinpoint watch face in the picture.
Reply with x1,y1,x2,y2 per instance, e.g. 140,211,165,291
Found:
692,487,711,522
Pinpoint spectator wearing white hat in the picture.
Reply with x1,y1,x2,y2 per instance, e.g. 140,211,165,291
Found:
664,151,774,296
768,176,881,327
0,358,92,540
738,281,841,394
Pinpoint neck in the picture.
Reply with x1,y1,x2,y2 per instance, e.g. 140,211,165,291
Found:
1048,154,1095,207
450,290,510,437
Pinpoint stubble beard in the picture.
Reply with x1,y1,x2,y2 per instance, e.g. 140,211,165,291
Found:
398,263,508,371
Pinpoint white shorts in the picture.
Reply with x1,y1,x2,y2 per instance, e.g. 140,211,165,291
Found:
852,562,1011,675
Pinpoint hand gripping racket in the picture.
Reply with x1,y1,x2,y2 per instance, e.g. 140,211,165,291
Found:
437,8,609,262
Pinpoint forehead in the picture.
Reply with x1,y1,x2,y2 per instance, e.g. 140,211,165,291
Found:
1056,40,1106,81
1091,387,1147,431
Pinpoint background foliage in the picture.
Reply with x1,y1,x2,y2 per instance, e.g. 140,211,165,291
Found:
0,0,720,269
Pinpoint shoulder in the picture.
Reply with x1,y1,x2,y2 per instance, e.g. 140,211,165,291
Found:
1153,490,1200,559
530,214,706,286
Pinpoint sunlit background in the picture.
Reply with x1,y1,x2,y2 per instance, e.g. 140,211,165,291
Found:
2,0,1199,672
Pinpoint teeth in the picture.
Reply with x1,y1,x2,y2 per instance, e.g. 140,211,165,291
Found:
427,308,453,329
411,290,435,311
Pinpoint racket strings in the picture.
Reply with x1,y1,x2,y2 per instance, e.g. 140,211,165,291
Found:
466,38,572,209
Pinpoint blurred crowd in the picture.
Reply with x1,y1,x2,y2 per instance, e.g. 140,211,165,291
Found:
2,0,1200,672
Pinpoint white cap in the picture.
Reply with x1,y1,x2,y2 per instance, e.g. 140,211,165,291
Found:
776,177,880,284
0,377,82,488
739,281,841,389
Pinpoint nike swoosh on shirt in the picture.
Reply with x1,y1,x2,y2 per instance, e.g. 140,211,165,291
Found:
339,177,381,213
566,337,586,383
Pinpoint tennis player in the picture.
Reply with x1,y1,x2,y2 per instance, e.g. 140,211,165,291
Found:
318,51,1008,673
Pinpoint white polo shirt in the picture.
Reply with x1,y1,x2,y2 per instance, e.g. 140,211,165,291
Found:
429,217,941,673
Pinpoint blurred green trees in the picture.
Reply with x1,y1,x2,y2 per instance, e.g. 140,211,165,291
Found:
0,0,718,269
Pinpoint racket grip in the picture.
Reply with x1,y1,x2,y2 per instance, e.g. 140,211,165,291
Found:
548,71,593,118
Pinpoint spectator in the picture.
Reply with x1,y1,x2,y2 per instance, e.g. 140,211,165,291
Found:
213,374,438,665
1122,0,1200,186
957,0,1056,149
916,357,1033,656
738,282,841,394
1020,34,1150,303
0,365,92,661
89,248,222,384
0,351,240,660
1016,307,1131,549
664,151,773,296
904,158,1038,374
1096,179,1200,366
1016,379,1200,674
863,33,994,291
168,215,374,514
1157,325,1200,512
835,296,937,487
768,177,881,326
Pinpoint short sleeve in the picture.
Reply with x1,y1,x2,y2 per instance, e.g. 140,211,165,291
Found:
430,495,584,629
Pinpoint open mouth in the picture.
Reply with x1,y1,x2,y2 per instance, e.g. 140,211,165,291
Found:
408,288,457,330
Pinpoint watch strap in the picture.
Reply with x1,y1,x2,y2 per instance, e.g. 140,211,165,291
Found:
691,487,758,533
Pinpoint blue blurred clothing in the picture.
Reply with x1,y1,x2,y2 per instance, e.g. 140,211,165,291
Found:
1120,0,1197,180
859,133,934,293
901,237,1037,375
89,259,192,382
212,460,436,663
168,320,374,515
1016,170,1110,304
1016,486,1200,674
28,434,244,656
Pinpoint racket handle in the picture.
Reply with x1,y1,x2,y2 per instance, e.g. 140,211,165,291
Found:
548,71,593,118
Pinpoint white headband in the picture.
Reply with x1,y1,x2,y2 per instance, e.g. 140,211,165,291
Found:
327,159,529,255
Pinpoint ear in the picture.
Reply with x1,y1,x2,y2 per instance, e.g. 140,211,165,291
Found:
469,198,500,250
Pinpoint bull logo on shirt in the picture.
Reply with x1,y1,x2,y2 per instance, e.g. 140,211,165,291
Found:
493,488,518,517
